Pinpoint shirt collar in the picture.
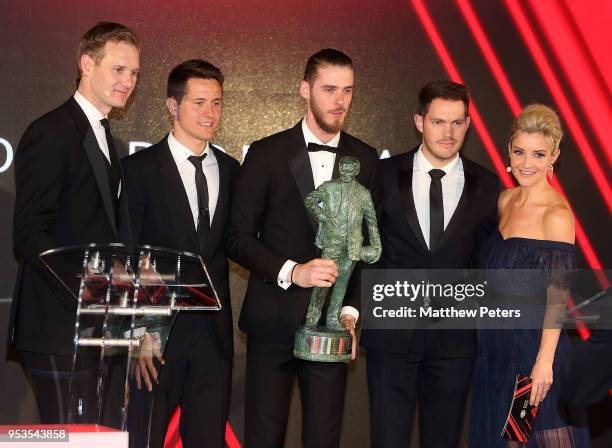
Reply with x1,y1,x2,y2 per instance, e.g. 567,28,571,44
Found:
168,131,211,164
414,144,462,176
73,90,106,126
301,118,341,148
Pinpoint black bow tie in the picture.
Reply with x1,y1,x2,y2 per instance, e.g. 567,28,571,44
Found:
307,142,337,154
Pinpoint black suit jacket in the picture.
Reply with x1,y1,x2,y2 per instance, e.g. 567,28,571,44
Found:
10,97,119,355
227,121,381,341
361,146,500,356
119,138,239,358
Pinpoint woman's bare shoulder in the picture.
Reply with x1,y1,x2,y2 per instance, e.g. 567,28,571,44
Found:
543,197,575,244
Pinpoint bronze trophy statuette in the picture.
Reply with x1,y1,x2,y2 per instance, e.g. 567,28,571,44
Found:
294,156,381,362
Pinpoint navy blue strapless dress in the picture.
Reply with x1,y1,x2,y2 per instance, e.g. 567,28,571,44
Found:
469,232,591,447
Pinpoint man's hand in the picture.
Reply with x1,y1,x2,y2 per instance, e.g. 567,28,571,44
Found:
134,332,165,392
292,259,338,288
340,314,357,361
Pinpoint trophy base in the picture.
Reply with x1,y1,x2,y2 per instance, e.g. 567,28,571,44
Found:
294,325,352,363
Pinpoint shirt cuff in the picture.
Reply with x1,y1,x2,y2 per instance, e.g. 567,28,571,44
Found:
340,306,359,323
277,260,297,290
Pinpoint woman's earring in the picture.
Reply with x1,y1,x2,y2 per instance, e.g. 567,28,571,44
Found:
547,164,554,179
506,166,512,173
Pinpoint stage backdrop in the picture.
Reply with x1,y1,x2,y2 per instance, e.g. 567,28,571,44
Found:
1,0,610,446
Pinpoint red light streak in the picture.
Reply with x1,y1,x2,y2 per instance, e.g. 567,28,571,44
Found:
504,0,612,214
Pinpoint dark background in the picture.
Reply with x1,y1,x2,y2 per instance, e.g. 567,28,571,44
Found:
1,0,610,446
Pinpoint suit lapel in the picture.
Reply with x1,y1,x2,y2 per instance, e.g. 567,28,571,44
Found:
331,135,344,180
69,99,117,235
156,139,199,252
435,156,477,251
398,149,429,253
287,123,317,231
206,144,228,258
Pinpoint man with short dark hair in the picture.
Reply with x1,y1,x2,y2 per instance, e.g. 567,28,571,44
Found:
9,22,139,424
227,48,381,448
361,80,500,447
120,59,239,448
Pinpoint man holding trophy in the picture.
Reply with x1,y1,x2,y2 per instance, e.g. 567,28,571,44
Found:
227,49,380,448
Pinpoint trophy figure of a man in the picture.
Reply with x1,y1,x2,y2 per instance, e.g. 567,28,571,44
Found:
295,156,381,361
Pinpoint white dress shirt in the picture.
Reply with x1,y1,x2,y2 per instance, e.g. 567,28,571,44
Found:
167,132,219,228
303,119,340,189
412,145,464,249
73,90,111,163
276,119,359,321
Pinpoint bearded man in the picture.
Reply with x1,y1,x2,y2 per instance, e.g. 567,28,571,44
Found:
227,49,380,448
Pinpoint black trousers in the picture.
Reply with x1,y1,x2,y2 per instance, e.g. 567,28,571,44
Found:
21,351,98,424
143,315,232,448
245,336,348,448
366,332,474,448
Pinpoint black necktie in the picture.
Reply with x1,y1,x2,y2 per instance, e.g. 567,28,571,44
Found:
307,142,337,154
429,169,446,251
100,118,121,206
188,154,210,253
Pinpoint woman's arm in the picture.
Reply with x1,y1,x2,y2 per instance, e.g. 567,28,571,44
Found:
530,204,575,405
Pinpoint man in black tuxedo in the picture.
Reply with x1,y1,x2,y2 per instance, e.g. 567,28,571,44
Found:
120,59,239,448
227,49,380,447
9,22,140,424
361,81,499,447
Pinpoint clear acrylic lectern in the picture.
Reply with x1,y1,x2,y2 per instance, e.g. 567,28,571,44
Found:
39,243,221,445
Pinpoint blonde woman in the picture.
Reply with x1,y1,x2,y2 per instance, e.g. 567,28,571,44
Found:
469,105,590,447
